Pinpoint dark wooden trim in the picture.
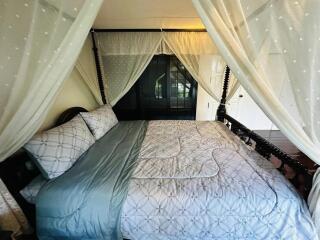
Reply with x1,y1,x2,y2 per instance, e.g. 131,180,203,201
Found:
90,30,107,104
216,65,230,122
92,28,207,32
223,114,314,198
225,114,310,175
56,107,88,126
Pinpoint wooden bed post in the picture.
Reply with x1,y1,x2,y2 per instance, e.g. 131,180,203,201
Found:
216,65,230,122
90,29,107,104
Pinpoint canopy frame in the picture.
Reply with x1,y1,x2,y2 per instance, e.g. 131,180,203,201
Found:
90,30,107,104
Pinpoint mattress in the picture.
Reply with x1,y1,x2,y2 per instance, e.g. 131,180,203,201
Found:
121,120,317,240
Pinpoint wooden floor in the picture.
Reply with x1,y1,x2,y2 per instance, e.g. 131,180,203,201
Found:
255,130,317,170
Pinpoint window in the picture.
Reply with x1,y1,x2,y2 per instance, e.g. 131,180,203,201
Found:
154,73,166,99
114,55,197,120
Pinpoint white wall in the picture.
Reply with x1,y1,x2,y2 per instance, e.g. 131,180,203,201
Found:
197,55,228,122
196,86,217,121
197,85,278,130
228,86,277,130
196,56,277,130
40,68,99,131
196,55,218,121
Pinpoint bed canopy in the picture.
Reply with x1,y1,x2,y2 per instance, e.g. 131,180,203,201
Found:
0,0,103,162
92,31,239,106
1,0,320,235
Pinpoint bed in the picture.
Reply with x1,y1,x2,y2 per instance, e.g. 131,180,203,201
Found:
35,118,317,239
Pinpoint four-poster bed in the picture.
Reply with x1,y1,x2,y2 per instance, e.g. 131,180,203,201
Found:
0,39,317,238
25,106,317,239
1,0,320,238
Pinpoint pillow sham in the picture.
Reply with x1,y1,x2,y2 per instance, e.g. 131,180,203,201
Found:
24,115,95,179
20,175,47,204
80,105,118,140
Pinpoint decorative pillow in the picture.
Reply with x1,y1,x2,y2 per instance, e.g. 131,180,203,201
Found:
24,115,95,179
80,105,118,140
20,175,47,204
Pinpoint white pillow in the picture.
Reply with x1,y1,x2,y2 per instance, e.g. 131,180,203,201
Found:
20,175,47,204
80,105,118,140
24,115,95,179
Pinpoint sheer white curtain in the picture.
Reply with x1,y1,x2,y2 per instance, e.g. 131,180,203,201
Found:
98,31,238,105
0,0,103,162
212,56,238,102
97,32,162,105
192,0,320,232
75,36,103,105
0,179,31,236
163,32,239,101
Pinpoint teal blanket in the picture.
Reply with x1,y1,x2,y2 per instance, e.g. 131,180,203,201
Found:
36,121,147,240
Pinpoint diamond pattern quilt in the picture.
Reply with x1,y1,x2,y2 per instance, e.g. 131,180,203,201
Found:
121,121,317,240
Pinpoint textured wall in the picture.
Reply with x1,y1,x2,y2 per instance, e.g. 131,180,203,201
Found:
40,68,99,131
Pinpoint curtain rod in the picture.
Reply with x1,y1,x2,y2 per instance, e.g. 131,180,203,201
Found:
91,28,207,32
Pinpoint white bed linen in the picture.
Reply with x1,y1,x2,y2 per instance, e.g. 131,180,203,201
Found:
121,121,317,240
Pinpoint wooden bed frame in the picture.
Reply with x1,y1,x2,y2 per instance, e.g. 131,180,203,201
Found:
216,66,317,198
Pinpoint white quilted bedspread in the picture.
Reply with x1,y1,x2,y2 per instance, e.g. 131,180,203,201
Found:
120,121,317,240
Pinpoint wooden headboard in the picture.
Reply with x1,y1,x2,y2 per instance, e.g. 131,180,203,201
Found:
55,107,88,126
0,107,88,228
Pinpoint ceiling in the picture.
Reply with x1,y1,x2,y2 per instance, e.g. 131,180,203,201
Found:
93,0,205,29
